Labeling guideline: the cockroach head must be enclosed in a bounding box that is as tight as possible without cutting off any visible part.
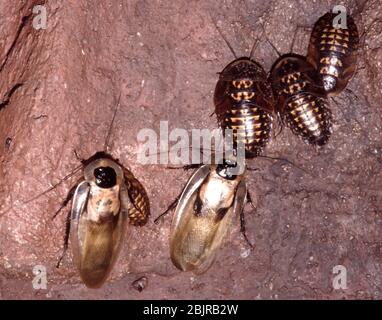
[220,57,263,81]
[83,151,115,165]
[216,157,245,180]
[83,153,124,189]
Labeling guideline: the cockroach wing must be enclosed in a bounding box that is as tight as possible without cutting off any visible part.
[121,167,150,226]
[70,181,90,270]
[171,164,211,232]
[170,165,247,274]
[194,179,247,274]
[70,181,128,288]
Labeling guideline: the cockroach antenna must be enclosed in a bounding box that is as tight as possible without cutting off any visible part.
[22,164,83,205]
[261,24,281,58]
[209,13,238,59]
[21,92,123,206]
[254,154,311,176]
[249,26,265,60]
[104,92,122,153]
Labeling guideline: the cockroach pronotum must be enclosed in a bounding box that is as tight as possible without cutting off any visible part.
[213,22,275,157]
[30,94,150,288]
[307,11,359,96]
[269,54,332,146]
[155,158,253,274]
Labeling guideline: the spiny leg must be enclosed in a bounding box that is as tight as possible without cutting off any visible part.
[155,164,203,223]
[166,164,202,171]
[240,208,254,248]
[53,182,79,268]
[246,191,256,212]
[240,192,256,248]
[52,183,78,220]
[154,195,181,224]
[56,208,71,268]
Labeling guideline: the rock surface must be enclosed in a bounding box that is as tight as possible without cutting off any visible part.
[0,0,381,299]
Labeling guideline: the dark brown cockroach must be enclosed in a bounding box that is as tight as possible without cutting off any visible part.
[28,94,150,288]
[307,12,359,96]
[214,58,275,157]
[269,54,332,146]
[155,158,252,274]
[210,19,275,158]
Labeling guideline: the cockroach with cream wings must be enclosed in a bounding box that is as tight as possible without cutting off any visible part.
[155,157,255,274]
[27,93,150,289]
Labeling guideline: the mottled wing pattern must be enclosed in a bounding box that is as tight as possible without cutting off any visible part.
[122,167,150,226]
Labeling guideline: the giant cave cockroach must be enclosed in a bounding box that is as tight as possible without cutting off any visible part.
[307,11,359,96]
[263,22,332,146]
[31,94,150,288]
[212,21,275,158]
[269,54,332,146]
[155,158,253,274]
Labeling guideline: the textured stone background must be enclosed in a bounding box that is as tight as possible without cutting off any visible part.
[0,0,381,299]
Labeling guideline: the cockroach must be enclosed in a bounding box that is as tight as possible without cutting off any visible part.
[155,158,253,274]
[307,11,359,96]
[213,23,275,157]
[65,151,149,288]
[30,94,150,288]
[269,53,332,146]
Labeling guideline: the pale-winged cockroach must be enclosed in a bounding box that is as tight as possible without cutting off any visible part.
[212,19,275,158]
[65,151,150,288]
[30,93,150,288]
[307,12,359,96]
[155,158,253,274]
[269,54,332,146]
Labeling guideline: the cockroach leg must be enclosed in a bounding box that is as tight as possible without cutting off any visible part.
[240,205,253,248]
[246,191,256,212]
[166,164,201,170]
[154,195,181,224]
[56,208,72,268]
[52,182,79,220]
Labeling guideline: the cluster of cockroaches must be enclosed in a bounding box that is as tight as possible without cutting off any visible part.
[271,12,359,146]
[160,11,359,276]
[30,11,358,289]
